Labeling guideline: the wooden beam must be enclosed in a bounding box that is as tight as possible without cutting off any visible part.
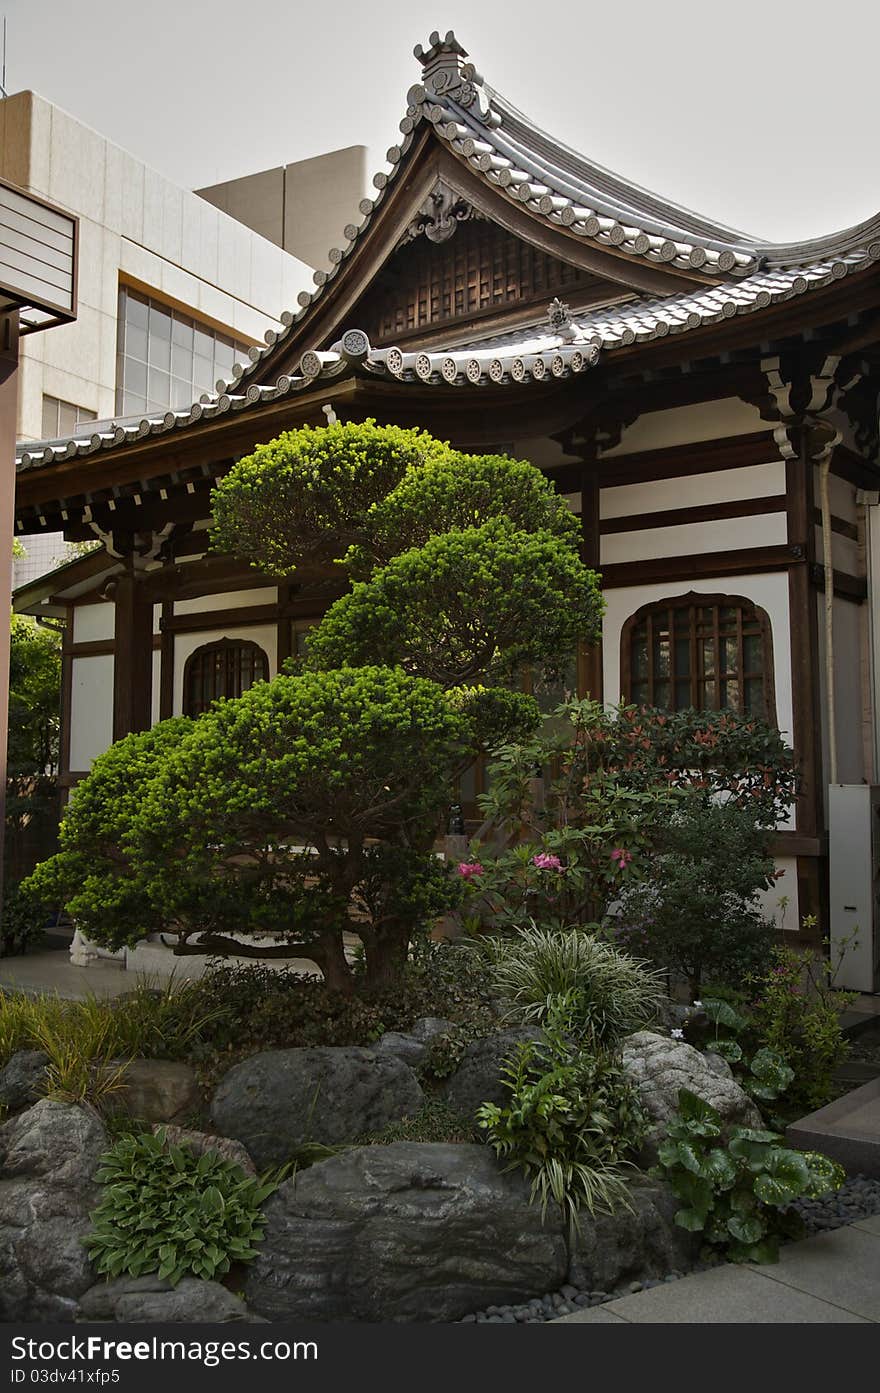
[600,494,787,535]
[786,448,823,844]
[599,544,797,589]
[159,600,174,720]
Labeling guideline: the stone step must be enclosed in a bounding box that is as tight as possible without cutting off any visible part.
[787,1078,880,1178]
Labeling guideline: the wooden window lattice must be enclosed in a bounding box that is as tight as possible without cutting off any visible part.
[623,595,775,722]
[182,639,269,718]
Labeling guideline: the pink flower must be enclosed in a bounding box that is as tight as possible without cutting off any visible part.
[457,862,484,880]
[611,847,633,870]
[532,853,564,872]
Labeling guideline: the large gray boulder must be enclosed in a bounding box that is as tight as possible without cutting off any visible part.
[110,1059,202,1123]
[0,1050,48,1114]
[438,1028,543,1122]
[78,1276,263,1323]
[210,1047,424,1168]
[567,1179,697,1288]
[622,1031,762,1161]
[0,1099,107,1321]
[244,1142,568,1322]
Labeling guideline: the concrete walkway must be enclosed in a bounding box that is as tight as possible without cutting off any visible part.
[554,1215,880,1323]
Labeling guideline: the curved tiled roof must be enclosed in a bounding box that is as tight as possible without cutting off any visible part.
[201,31,880,404]
[17,248,879,479]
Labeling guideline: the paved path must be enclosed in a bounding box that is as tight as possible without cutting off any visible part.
[553,1215,880,1323]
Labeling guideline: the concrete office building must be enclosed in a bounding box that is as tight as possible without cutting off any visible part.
[1,90,367,585]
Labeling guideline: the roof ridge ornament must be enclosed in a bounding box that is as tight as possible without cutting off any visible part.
[548,297,577,342]
[409,30,495,126]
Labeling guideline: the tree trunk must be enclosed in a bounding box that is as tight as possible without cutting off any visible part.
[363,926,410,993]
[319,929,355,995]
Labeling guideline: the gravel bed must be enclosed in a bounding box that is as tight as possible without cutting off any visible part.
[459,1174,880,1323]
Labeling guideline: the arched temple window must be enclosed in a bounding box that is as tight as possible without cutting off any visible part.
[621,593,776,723]
[182,638,269,718]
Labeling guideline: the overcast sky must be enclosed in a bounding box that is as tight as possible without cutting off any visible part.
[5,0,877,243]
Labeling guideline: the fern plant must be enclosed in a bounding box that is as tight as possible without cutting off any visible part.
[477,1002,644,1231]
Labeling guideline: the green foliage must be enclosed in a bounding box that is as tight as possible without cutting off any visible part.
[210,419,451,576]
[168,944,498,1080]
[304,520,603,688]
[749,942,854,1115]
[418,1029,469,1082]
[344,449,580,578]
[23,719,194,950]
[7,614,61,779]
[0,881,47,957]
[477,1003,645,1231]
[356,1099,474,1145]
[653,1088,845,1263]
[85,1130,278,1284]
[476,923,666,1046]
[613,798,778,995]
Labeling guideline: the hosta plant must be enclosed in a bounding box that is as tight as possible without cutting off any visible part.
[653,1088,844,1263]
[85,1131,279,1285]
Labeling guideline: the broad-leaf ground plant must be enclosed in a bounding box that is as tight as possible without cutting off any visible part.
[653,1088,844,1263]
[26,423,603,994]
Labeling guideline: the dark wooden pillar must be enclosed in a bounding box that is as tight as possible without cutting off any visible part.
[112,570,153,741]
[580,463,603,701]
[785,435,825,931]
[0,311,20,909]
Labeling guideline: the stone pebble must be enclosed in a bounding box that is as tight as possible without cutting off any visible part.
[458,1174,880,1324]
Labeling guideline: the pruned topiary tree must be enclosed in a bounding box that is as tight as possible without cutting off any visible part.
[26,421,604,993]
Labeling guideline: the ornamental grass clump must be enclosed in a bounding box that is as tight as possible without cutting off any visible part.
[85,1131,279,1285]
[478,922,666,1046]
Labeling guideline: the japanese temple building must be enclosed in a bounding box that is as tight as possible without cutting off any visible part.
[13,31,880,948]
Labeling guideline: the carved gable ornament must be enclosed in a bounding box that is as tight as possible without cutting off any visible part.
[399,180,484,247]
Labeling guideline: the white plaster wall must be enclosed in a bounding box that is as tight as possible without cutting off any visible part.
[151,650,161,728]
[754,856,800,933]
[173,588,276,616]
[69,654,114,771]
[816,594,867,800]
[600,462,785,519]
[72,602,114,644]
[601,399,767,457]
[600,512,786,566]
[172,624,277,717]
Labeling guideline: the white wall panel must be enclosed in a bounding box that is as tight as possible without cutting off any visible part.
[72,602,114,644]
[600,512,786,565]
[173,588,276,616]
[69,655,114,771]
[601,399,766,456]
[600,462,785,520]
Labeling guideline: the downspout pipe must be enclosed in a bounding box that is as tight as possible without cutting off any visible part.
[819,446,838,784]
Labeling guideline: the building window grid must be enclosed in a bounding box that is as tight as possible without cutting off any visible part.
[183,639,269,719]
[41,395,96,440]
[116,286,251,418]
[626,598,772,720]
